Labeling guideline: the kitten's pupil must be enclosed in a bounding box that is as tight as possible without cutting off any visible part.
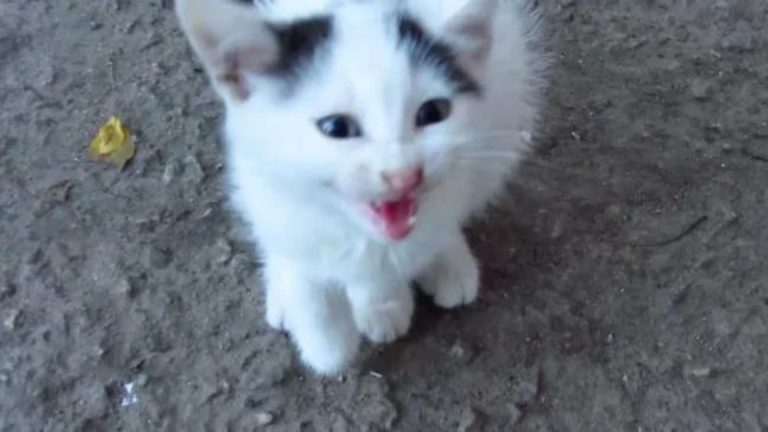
[416,98,452,128]
[317,115,362,139]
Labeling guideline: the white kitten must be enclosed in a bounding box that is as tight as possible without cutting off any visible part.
[176,0,545,374]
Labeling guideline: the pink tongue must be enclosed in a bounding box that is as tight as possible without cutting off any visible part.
[373,197,416,240]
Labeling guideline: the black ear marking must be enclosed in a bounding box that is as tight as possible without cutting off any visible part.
[396,14,482,96]
[266,16,334,86]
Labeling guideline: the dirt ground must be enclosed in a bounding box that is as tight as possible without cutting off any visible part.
[1,0,767,431]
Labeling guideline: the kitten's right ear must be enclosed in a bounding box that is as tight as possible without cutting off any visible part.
[176,0,278,102]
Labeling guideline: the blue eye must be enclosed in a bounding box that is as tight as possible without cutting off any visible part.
[317,115,363,139]
[416,98,452,127]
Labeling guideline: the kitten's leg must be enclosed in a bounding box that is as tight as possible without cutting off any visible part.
[419,232,480,309]
[263,256,360,374]
[346,277,414,344]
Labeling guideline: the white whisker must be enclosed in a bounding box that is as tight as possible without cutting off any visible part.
[440,130,531,148]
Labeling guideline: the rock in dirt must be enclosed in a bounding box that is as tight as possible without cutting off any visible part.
[253,411,274,427]
[183,155,205,184]
[147,246,172,269]
[162,159,183,184]
[212,238,233,265]
[720,21,754,52]
[115,278,136,298]
[0,283,15,301]
[3,309,20,330]
[349,377,398,430]
[686,366,712,378]
[449,341,476,364]
[509,367,540,405]
[330,413,351,432]
[162,156,205,185]
[360,393,397,430]
[689,78,712,101]
[230,254,257,280]
[508,404,523,426]
[458,406,485,432]
[136,373,149,387]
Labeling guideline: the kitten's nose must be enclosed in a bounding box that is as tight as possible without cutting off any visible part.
[382,167,424,195]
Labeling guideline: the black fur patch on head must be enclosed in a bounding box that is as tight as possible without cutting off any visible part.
[396,14,481,96]
[266,16,334,86]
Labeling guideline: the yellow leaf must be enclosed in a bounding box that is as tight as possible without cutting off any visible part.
[89,116,135,169]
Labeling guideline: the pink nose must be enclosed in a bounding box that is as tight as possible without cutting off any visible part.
[382,167,424,194]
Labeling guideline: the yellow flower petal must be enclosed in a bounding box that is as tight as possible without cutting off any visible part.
[89,116,135,169]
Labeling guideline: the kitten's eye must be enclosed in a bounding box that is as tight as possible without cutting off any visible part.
[316,115,362,139]
[416,98,452,128]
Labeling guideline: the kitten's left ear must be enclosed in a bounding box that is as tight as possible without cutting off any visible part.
[440,0,498,60]
[176,0,278,102]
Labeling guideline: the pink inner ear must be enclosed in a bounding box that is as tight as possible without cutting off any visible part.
[215,34,279,101]
[219,52,250,101]
[220,72,249,101]
[443,0,496,59]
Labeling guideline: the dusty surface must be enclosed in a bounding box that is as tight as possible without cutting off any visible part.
[1,0,768,431]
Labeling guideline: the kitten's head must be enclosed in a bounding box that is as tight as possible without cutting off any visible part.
[177,0,499,241]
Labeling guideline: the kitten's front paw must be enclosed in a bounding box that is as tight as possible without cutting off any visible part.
[294,321,360,375]
[421,239,480,309]
[286,293,360,375]
[353,297,414,344]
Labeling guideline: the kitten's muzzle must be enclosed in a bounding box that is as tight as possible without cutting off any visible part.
[381,166,424,197]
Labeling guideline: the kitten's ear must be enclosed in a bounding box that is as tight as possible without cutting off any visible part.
[176,0,278,102]
[440,0,498,60]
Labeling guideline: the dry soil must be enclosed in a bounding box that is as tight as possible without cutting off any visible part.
[1,0,767,431]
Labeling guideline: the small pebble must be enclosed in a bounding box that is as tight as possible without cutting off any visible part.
[689,78,712,100]
[457,406,484,432]
[3,309,20,330]
[509,367,540,404]
[254,411,274,427]
[115,278,136,298]
[136,373,149,387]
[508,404,523,426]
[449,341,475,364]
[94,345,106,358]
[0,284,16,301]
[720,22,754,52]
[162,159,183,184]
[212,239,233,265]
[331,414,350,432]
[184,155,205,184]
[147,246,172,269]
[688,366,712,378]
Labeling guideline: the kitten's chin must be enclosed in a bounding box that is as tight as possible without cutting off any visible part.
[359,195,418,242]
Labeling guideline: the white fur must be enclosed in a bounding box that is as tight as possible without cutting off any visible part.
[177,0,545,374]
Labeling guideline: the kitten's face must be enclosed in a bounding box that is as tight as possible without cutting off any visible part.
[179,0,494,241]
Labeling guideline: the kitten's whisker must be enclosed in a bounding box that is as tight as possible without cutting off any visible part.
[446,136,517,146]
[442,131,529,148]
[454,152,524,161]
[453,160,516,173]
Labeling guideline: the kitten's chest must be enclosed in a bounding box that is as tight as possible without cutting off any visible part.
[283,222,433,281]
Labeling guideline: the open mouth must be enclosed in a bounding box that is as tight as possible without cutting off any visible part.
[364,195,418,241]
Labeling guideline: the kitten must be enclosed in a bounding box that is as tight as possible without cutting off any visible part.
[176,0,545,374]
